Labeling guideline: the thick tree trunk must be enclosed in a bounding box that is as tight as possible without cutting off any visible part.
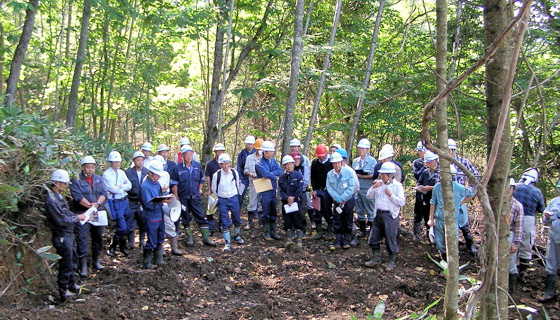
[303,0,342,155]
[4,0,39,108]
[281,0,306,156]
[346,0,386,158]
[66,0,92,128]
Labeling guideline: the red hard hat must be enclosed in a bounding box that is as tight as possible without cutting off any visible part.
[290,151,301,160]
[315,144,328,157]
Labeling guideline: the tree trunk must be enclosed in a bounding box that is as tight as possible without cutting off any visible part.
[66,0,92,128]
[4,0,39,108]
[281,0,306,156]
[303,0,342,156]
[217,0,235,144]
[346,0,386,159]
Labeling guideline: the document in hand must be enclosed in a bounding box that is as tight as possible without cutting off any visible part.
[90,210,108,227]
[284,202,299,214]
[149,195,174,202]
[80,207,97,225]
[312,196,321,211]
[253,178,273,193]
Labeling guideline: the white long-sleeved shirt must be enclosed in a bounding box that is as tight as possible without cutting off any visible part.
[366,179,405,219]
[212,169,240,198]
[102,168,132,200]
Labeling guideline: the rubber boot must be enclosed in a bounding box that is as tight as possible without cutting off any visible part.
[59,285,76,302]
[270,222,281,240]
[170,236,182,256]
[296,229,304,250]
[365,249,382,268]
[245,212,254,230]
[518,258,531,283]
[329,234,343,251]
[359,220,367,238]
[79,257,88,277]
[462,227,478,254]
[154,245,165,265]
[234,227,244,244]
[206,216,215,235]
[386,253,396,271]
[92,253,104,270]
[143,249,153,269]
[325,223,335,240]
[139,231,146,247]
[342,234,351,249]
[539,274,558,303]
[313,222,323,240]
[508,273,517,295]
[264,224,273,241]
[184,228,194,246]
[201,227,216,246]
[127,231,135,249]
[223,231,232,251]
[107,235,118,257]
[413,222,422,242]
[119,238,130,257]
[285,229,294,247]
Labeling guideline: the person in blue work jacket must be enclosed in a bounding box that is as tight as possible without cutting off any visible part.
[124,151,148,248]
[539,182,560,303]
[102,151,132,259]
[141,161,172,269]
[256,140,283,240]
[327,152,356,251]
[46,169,89,301]
[237,135,256,207]
[413,150,439,243]
[171,145,215,247]
[278,155,305,249]
[352,138,377,242]
[70,156,107,277]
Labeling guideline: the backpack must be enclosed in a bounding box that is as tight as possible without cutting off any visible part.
[216,169,239,194]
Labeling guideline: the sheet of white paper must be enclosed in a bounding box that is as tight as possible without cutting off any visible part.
[238,182,246,196]
[80,207,97,225]
[284,202,299,214]
[89,210,108,227]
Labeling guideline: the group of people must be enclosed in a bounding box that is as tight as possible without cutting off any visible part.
[44,135,559,303]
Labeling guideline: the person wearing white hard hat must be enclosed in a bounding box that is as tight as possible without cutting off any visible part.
[171,144,215,247]
[125,151,149,248]
[412,141,426,181]
[237,136,256,207]
[412,150,439,243]
[290,138,314,229]
[310,144,334,241]
[326,152,356,251]
[538,181,560,302]
[243,139,264,230]
[256,141,283,240]
[330,143,342,155]
[102,151,132,259]
[211,153,244,251]
[372,146,404,183]
[427,165,474,261]
[352,138,378,242]
[69,156,108,276]
[174,137,199,164]
[141,142,154,164]
[140,161,173,269]
[278,155,306,249]
[507,178,524,295]
[204,143,226,235]
[156,144,176,173]
[365,162,405,271]
[512,168,546,283]
[46,169,89,301]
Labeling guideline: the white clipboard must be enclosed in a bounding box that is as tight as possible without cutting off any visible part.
[284,202,299,214]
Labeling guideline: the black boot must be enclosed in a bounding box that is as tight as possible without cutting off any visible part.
[92,253,104,270]
[119,238,130,257]
[143,249,153,269]
[154,245,164,265]
[358,220,367,238]
[508,273,517,295]
[413,222,422,242]
[518,258,531,283]
[107,235,118,257]
[78,257,88,277]
[539,274,557,303]
[127,231,135,249]
[462,227,478,254]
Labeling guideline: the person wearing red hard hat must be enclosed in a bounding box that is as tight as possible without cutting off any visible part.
[310,144,334,241]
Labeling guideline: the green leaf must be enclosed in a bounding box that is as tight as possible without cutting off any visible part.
[38,252,62,261]
[23,164,30,174]
[36,246,53,254]
[0,239,11,245]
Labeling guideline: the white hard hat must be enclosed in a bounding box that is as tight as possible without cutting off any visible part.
[141,142,153,151]
[218,153,232,164]
[181,145,193,154]
[289,138,301,147]
[179,137,191,146]
[282,155,295,165]
[157,144,170,152]
[245,135,256,144]
[382,144,394,153]
[213,143,226,151]
[378,149,394,161]
[379,162,397,174]
[51,169,70,183]
[81,156,96,165]
[330,152,343,163]
[357,138,370,149]
[450,165,458,174]
[510,178,517,186]
[132,151,145,159]
[153,155,166,164]
[331,143,342,150]
[147,161,165,176]
[261,141,275,152]
[521,169,539,185]
[416,141,425,151]
[424,151,439,162]
[107,151,122,162]
[448,139,457,150]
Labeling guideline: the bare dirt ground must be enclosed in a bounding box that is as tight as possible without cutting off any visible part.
[0,206,556,320]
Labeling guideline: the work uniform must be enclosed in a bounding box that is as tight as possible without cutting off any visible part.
[326,166,356,244]
[102,167,132,240]
[256,156,283,224]
[352,154,377,224]
[414,168,438,231]
[205,158,221,232]
[244,152,263,218]
[237,148,255,205]
[279,169,305,231]
[170,161,207,229]
[140,178,165,251]
[125,166,148,246]
[310,156,333,228]
[212,169,242,231]
[543,198,560,275]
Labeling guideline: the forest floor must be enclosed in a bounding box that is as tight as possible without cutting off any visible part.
[0,206,557,320]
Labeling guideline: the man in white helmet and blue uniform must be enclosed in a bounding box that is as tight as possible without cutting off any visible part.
[352,138,377,242]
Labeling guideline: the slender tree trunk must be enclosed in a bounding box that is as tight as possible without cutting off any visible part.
[4,0,39,108]
[217,0,235,143]
[281,0,306,156]
[346,0,386,158]
[303,0,342,155]
[66,0,91,127]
